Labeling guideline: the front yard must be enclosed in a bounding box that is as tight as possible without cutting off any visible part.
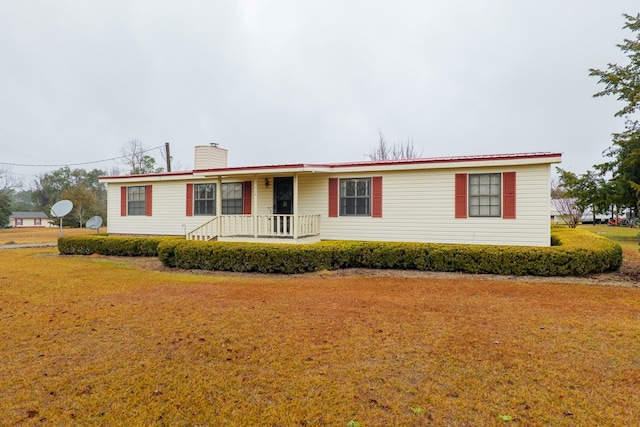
[1,227,639,425]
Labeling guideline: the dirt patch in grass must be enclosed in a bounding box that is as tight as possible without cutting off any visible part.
[2,246,640,425]
[586,224,640,283]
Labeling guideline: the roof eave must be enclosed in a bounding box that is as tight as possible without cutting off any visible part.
[98,152,562,182]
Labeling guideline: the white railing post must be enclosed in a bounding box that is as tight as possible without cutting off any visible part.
[293,174,299,239]
[188,213,320,240]
[253,177,258,238]
[186,216,219,241]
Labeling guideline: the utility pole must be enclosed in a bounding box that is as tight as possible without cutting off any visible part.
[165,142,172,172]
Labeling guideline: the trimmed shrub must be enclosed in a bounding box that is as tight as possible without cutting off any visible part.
[158,240,331,274]
[58,235,171,257]
[157,228,621,276]
[61,228,623,276]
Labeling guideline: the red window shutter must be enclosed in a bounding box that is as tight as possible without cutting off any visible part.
[328,178,338,217]
[186,183,194,216]
[145,185,153,216]
[243,181,252,214]
[503,172,516,219]
[120,186,127,216]
[372,176,383,218]
[455,173,467,219]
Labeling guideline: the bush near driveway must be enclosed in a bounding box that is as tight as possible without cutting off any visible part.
[58,227,622,276]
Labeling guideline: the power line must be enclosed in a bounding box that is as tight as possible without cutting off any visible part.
[0,145,164,168]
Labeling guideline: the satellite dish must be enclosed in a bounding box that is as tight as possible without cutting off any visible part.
[86,216,103,230]
[50,199,73,238]
[50,200,73,218]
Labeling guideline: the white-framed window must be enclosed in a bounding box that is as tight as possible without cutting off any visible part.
[340,178,371,216]
[194,183,216,215]
[34,219,41,225]
[469,173,501,217]
[222,182,243,215]
[127,186,147,216]
[16,219,23,226]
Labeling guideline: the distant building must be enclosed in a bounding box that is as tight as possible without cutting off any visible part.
[9,212,51,228]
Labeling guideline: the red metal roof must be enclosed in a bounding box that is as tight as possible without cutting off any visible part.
[194,151,562,173]
[100,152,562,180]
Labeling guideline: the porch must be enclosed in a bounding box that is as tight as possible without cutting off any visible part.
[187,214,321,243]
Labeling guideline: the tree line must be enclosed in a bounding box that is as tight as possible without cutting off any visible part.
[555,13,640,227]
[0,140,165,228]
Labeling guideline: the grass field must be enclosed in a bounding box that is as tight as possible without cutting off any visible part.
[0,227,96,245]
[579,224,640,279]
[1,227,639,425]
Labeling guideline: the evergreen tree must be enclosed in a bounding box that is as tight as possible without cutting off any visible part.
[590,13,640,215]
[0,191,12,227]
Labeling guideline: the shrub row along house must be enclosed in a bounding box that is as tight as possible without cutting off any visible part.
[99,145,562,246]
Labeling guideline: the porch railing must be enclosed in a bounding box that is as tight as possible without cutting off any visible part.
[187,217,218,241]
[186,214,321,241]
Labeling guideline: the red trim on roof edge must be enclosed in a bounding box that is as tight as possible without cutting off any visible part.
[101,152,562,180]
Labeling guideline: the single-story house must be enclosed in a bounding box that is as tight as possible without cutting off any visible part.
[99,146,562,246]
[9,212,51,228]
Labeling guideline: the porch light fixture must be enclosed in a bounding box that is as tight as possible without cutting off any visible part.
[264,178,270,188]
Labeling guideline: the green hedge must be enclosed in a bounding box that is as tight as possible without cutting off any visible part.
[155,228,622,276]
[58,229,621,276]
[58,235,171,257]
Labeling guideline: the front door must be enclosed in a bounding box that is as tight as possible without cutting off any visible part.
[273,177,293,215]
[273,177,293,234]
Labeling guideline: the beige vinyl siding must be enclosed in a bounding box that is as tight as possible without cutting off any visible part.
[297,174,325,216]
[255,179,273,215]
[12,217,47,227]
[107,177,276,236]
[314,164,552,246]
[107,180,215,236]
[105,163,553,246]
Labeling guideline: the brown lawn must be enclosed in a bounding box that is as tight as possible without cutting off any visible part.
[1,228,639,425]
[0,227,96,245]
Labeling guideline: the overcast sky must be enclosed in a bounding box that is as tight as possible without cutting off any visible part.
[1,1,638,185]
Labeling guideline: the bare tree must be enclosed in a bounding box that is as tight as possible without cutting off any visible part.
[0,167,22,193]
[108,165,122,177]
[120,139,163,175]
[367,132,422,161]
[61,185,97,228]
[551,180,583,228]
[551,197,583,228]
[0,168,22,227]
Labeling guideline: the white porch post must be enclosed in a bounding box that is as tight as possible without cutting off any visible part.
[216,176,222,237]
[253,176,258,238]
[293,173,299,239]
